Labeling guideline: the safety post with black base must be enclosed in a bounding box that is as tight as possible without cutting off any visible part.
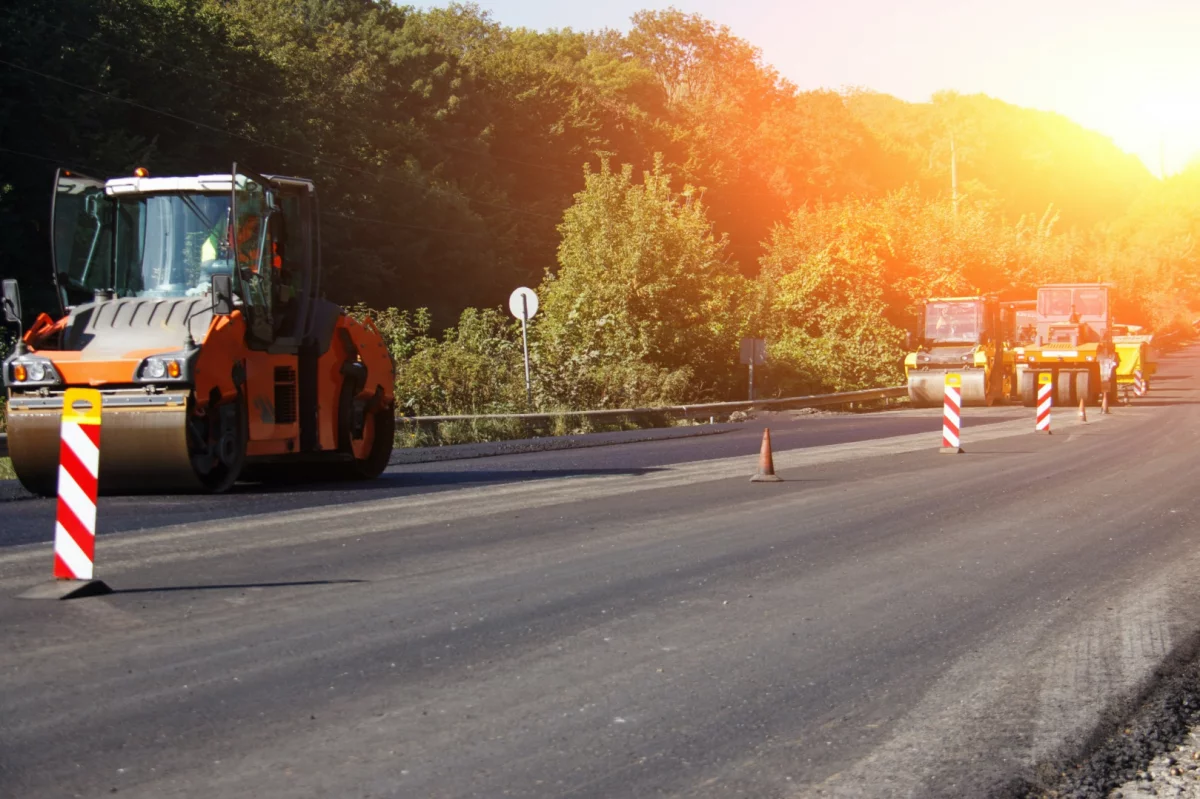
[940,373,963,454]
[18,388,113,600]
[1036,372,1053,434]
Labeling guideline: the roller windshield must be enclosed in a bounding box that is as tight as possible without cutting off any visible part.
[924,301,982,344]
[1038,287,1107,320]
[54,178,234,302]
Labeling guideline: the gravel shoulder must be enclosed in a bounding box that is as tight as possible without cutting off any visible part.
[1005,636,1200,798]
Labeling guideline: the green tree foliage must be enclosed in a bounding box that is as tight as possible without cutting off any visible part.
[846,90,1153,229]
[2,1,1197,416]
[535,157,739,406]
[1095,163,1200,330]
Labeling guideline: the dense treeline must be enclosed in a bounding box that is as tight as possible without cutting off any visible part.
[2,0,1198,415]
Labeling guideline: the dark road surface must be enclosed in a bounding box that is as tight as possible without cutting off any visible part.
[2,352,1200,798]
[0,407,1018,546]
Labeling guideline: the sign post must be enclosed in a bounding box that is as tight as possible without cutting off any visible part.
[739,338,767,401]
[508,287,539,407]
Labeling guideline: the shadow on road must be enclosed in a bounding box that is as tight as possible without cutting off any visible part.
[110,579,367,595]
[1121,399,1200,407]
[238,467,668,494]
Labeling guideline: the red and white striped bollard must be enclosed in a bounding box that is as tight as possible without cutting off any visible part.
[18,387,112,600]
[1036,373,1053,434]
[940,373,963,454]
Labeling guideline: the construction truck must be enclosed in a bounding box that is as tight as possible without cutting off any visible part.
[1,165,396,496]
[1014,283,1118,407]
[1112,323,1157,401]
[905,295,1013,406]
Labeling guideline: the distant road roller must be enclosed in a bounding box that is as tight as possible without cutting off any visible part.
[1111,323,1156,401]
[1014,283,1118,407]
[1,165,395,496]
[904,295,1014,407]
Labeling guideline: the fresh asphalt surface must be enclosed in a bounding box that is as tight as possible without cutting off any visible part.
[0,409,1017,547]
[2,353,1200,798]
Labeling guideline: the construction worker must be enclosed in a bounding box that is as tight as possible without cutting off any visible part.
[934,306,952,337]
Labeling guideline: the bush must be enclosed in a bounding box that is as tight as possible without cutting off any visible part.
[352,305,528,417]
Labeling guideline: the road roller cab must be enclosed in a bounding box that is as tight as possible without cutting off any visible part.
[1014,283,1117,407]
[905,295,1014,407]
[2,165,395,496]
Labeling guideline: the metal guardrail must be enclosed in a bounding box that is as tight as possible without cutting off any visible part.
[0,387,908,460]
[395,386,909,428]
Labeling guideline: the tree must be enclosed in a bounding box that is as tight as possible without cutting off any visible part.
[534,156,742,407]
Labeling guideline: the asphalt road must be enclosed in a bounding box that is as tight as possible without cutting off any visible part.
[1,353,1199,798]
[0,407,1019,547]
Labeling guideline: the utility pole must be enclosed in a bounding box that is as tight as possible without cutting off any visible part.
[950,130,958,217]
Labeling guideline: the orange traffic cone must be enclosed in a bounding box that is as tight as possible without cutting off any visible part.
[751,428,783,483]
[1078,397,1087,422]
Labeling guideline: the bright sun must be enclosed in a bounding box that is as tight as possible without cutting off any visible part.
[1007,11,1200,178]
[1075,82,1200,178]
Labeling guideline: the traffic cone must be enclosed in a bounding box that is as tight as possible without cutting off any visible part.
[750,428,783,483]
[1078,397,1087,422]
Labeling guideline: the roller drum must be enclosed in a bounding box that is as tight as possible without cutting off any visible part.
[956,371,992,406]
[907,372,946,408]
[7,404,202,496]
[907,370,992,408]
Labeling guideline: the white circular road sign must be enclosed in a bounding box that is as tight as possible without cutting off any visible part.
[509,287,539,320]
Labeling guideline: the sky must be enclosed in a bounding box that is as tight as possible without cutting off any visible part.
[468,0,1200,177]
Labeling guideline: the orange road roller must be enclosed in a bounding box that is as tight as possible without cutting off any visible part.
[2,164,395,495]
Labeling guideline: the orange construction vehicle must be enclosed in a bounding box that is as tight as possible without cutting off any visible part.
[1,165,395,495]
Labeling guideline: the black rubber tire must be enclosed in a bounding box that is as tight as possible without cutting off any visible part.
[193,395,247,493]
[1055,371,1073,407]
[337,381,394,480]
[1019,370,1038,407]
[1076,370,1091,406]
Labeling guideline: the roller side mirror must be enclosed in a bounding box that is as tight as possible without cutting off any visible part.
[212,274,234,316]
[2,279,21,324]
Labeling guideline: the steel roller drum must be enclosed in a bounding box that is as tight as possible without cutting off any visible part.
[906,370,991,407]
[7,401,202,496]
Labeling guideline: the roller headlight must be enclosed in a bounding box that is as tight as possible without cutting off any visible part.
[136,355,188,383]
[6,357,60,386]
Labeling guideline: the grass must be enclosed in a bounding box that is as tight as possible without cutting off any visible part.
[0,457,14,481]
[395,411,695,448]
